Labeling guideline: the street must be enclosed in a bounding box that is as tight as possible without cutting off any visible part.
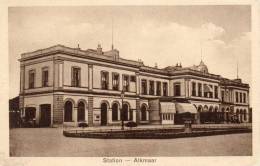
[10,128,252,157]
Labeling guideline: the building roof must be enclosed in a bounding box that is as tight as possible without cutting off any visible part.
[20,44,249,88]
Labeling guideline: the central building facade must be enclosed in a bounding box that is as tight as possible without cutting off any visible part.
[19,44,250,127]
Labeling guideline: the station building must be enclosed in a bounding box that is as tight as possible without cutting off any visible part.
[18,44,250,127]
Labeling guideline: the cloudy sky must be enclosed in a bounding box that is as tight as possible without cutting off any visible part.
[9,6,251,98]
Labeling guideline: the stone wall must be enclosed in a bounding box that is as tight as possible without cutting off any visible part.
[53,94,64,124]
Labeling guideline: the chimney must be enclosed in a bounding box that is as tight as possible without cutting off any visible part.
[155,63,158,68]
[97,43,102,55]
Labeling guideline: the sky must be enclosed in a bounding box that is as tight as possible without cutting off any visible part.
[8,6,251,98]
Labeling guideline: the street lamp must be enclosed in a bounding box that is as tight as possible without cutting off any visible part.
[121,90,125,130]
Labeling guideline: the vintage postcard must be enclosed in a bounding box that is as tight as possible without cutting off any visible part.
[1,1,260,166]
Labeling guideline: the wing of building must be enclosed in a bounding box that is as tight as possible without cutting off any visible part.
[18,44,251,127]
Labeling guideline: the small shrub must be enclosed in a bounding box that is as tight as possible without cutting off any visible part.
[125,121,137,129]
[78,122,88,128]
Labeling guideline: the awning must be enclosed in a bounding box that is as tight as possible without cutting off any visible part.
[175,103,197,114]
[203,84,212,93]
[160,102,176,113]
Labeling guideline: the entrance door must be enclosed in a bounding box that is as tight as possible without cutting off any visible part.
[101,103,107,126]
[39,104,51,127]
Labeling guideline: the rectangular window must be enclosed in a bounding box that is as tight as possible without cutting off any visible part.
[192,82,196,96]
[149,80,155,95]
[42,68,48,87]
[203,84,208,98]
[130,75,136,82]
[123,75,129,92]
[156,81,161,96]
[221,91,224,101]
[214,86,218,99]
[29,70,35,89]
[239,92,242,103]
[235,92,238,102]
[198,83,202,97]
[141,79,147,95]
[243,93,246,103]
[101,71,109,90]
[209,85,213,98]
[163,82,168,96]
[174,83,181,96]
[112,73,119,90]
[72,67,81,87]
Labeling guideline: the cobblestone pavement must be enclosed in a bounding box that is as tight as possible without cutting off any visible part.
[10,127,252,157]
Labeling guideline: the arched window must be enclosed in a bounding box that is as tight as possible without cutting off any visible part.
[244,109,247,121]
[226,108,230,112]
[141,104,147,121]
[129,109,133,121]
[112,103,119,121]
[203,105,208,112]
[237,109,240,118]
[122,103,129,121]
[77,101,85,122]
[64,101,73,122]
[221,108,225,112]
[198,106,203,112]
[240,109,243,122]
[101,102,108,126]
[25,107,36,121]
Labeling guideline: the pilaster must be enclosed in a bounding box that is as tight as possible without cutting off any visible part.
[53,94,64,124]
[88,96,94,126]
[136,99,141,124]
[88,65,93,91]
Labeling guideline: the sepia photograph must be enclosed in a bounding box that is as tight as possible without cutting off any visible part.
[1,1,260,166]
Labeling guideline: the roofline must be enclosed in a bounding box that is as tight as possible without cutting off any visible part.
[19,44,250,87]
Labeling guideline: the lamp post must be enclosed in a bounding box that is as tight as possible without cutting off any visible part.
[121,90,125,130]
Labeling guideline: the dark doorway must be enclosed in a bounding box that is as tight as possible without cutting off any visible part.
[25,107,36,121]
[112,103,119,121]
[23,107,36,127]
[101,103,108,126]
[77,102,85,122]
[64,101,73,122]
[39,104,51,127]
[122,103,129,121]
[174,112,195,124]
[141,105,147,121]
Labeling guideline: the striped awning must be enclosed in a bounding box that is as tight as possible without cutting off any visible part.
[160,102,176,113]
[175,103,197,114]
